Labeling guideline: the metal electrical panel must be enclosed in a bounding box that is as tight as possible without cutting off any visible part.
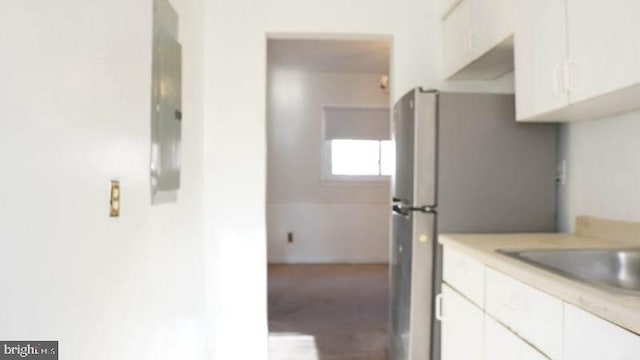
[151,0,182,204]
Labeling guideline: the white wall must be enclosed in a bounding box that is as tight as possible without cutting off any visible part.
[557,110,640,232]
[0,0,516,359]
[203,0,512,359]
[0,1,207,359]
[267,71,390,263]
[268,203,390,262]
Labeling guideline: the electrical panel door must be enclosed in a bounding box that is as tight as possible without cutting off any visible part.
[151,0,181,204]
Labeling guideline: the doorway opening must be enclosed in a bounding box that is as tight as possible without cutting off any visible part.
[266,36,392,360]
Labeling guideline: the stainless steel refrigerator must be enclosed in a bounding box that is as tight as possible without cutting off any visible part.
[390,89,557,360]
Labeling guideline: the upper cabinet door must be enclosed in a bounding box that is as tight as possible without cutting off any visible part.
[440,0,463,18]
[443,0,514,79]
[567,0,640,103]
[443,0,474,76]
[514,0,569,121]
[473,0,514,56]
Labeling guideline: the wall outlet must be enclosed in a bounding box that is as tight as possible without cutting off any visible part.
[287,232,294,243]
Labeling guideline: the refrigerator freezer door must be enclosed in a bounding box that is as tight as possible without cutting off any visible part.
[392,90,415,206]
[392,89,437,207]
[413,91,438,208]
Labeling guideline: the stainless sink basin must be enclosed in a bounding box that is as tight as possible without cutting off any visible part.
[498,248,640,296]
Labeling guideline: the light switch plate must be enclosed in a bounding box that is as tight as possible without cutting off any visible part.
[110,181,121,217]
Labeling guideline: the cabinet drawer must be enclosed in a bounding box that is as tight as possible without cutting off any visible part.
[564,303,640,360]
[443,246,485,308]
[484,315,547,360]
[485,267,562,359]
[441,284,484,360]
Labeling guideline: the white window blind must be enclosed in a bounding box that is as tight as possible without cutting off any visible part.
[324,107,390,141]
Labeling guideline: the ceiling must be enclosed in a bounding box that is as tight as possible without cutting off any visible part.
[267,39,390,74]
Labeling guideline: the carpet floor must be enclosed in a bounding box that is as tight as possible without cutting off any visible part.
[268,264,389,360]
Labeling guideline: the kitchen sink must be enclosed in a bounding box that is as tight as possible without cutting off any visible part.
[498,248,640,296]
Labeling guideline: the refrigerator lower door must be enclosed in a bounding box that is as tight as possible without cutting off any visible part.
[390,210,436,360]
[391,210,413,360]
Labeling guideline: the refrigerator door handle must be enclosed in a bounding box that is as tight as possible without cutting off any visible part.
[392,203,436,215]
[413,205,436,213]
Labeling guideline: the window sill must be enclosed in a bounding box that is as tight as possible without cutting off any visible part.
[320,175,391,184]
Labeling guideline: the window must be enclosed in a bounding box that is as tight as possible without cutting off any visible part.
[331,139,393,176]
[322,106,392,180]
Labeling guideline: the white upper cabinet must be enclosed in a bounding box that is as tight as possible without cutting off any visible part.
[443,0,474,77]
[440,0,463,18]
[567,0,640,103]
[472,0,513,56]
[516,0,640,121]
[514,0,569,121]
[443,0,514,80]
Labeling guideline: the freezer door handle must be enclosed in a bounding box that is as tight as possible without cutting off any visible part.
[392,197,411,216]
[392,204,410,216]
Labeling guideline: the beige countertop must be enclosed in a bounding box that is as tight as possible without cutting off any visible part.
[439,231,640,335]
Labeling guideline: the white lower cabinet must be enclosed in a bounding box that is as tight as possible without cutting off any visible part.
[442,246,485,308]
[484,315,547,360]
[440,245,640,360]
[485,268,563,359]
[441,284,483,360]
[564,304,640,360]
